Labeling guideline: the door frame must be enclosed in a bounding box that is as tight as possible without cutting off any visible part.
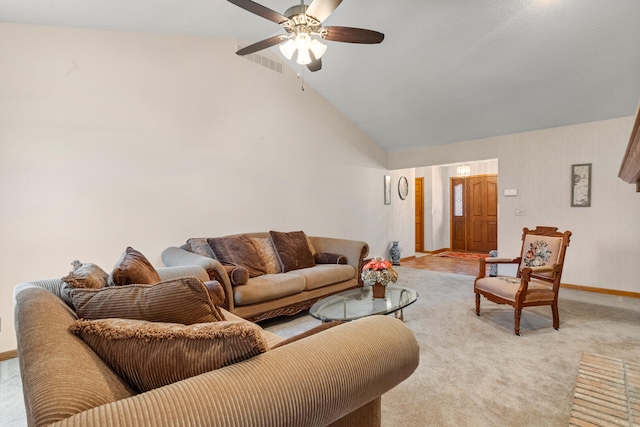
[415,177,424,253]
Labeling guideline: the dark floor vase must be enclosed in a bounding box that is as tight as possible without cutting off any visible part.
[390,241,401,266]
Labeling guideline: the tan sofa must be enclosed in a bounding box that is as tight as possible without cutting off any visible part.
[162,233,369,322]
[14,265,420,427]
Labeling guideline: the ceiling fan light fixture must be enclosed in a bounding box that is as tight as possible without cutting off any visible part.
[279,39,296,60]
[309,38,327,59]
[296,48,312,65]
[294,33,311,51]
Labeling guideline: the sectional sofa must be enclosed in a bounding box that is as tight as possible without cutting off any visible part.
[14,264,420,427]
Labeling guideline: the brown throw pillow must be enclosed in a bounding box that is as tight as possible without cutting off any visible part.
[251,237,282,274]
[223,265,249,286]
[70,276,225,323]
[270,321,345,349]
[187,237,216,259]
[60,260,109,307]
[270,231,316,272]
[62,260,109,289]
[70,318,268,392]
[315,252,348,265]
[203,280,225,306]
[108,247,161,287]
[207,235,266,278]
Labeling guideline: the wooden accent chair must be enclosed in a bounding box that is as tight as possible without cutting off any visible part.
[474,226,572,335]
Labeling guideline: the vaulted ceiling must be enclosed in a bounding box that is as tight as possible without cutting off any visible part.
[3,0,640,152]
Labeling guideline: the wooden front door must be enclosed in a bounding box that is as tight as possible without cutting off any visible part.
[450,174,498,252]
[415,177,424,252]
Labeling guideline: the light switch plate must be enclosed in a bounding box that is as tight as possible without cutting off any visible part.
[504,189,518,196]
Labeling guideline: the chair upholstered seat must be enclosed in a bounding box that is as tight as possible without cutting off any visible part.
[475,276,555,303]
[474,226,571,335]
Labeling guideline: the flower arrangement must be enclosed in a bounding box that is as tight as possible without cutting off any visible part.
[361,256,398,286]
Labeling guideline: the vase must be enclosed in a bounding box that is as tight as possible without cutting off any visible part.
[372,282,386,299]
[390,241,401,266]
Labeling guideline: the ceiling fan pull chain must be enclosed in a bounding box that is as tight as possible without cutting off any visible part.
[298,69,306,91]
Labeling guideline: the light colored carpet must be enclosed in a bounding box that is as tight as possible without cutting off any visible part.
[1,267,639,426]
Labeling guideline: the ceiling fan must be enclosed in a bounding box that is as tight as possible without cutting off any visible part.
[228,0,384,72]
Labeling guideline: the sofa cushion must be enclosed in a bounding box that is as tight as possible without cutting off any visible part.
[270,231,315,272]
[251,237,282,274]
[187,237,216,259]
[207,235,266,278]
[70,276,225,323]
[475,276,555,303]
[234,273,306,306]
[70,318,268,392]
[108,247,161,287]
[295,264,356,291]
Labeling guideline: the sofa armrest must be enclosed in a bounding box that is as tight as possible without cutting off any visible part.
[52,315,418,427]
[161,247,235,311]
[156,265,210,283]
[309,237,369,285]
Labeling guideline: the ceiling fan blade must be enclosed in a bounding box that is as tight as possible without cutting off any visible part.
[306,0,343,23]
[324,26,385,44]
[227,0,289,24]
[307,55,322,72]
[236,35,286,55]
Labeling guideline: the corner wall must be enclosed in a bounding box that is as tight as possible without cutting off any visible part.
[389,117,640,293]
[0,23,390,352]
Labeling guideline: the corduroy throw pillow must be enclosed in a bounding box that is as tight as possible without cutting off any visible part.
[70,276,226,323]
[70,318,268,392]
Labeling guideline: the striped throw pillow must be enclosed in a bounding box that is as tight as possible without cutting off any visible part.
[70,276,225,324]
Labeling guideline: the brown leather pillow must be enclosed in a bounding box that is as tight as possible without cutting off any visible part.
[270,231,315,272]
[207,235,266,278]
[108,247,161,287]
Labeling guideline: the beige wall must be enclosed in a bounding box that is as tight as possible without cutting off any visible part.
[389,117,640,293]
[0,23,391,352]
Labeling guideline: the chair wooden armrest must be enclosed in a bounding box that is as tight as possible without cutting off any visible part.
[476,257,521,280]
[484,257,520,264]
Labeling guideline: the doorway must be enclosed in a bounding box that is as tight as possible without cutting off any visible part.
[450,174,498,252]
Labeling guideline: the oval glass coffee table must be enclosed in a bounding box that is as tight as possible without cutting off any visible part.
[309,285,418,322]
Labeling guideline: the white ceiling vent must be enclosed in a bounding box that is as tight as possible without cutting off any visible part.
[237,43,283,75]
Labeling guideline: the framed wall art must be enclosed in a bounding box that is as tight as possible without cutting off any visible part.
[384,175,391,205]
[571,163,591,207]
